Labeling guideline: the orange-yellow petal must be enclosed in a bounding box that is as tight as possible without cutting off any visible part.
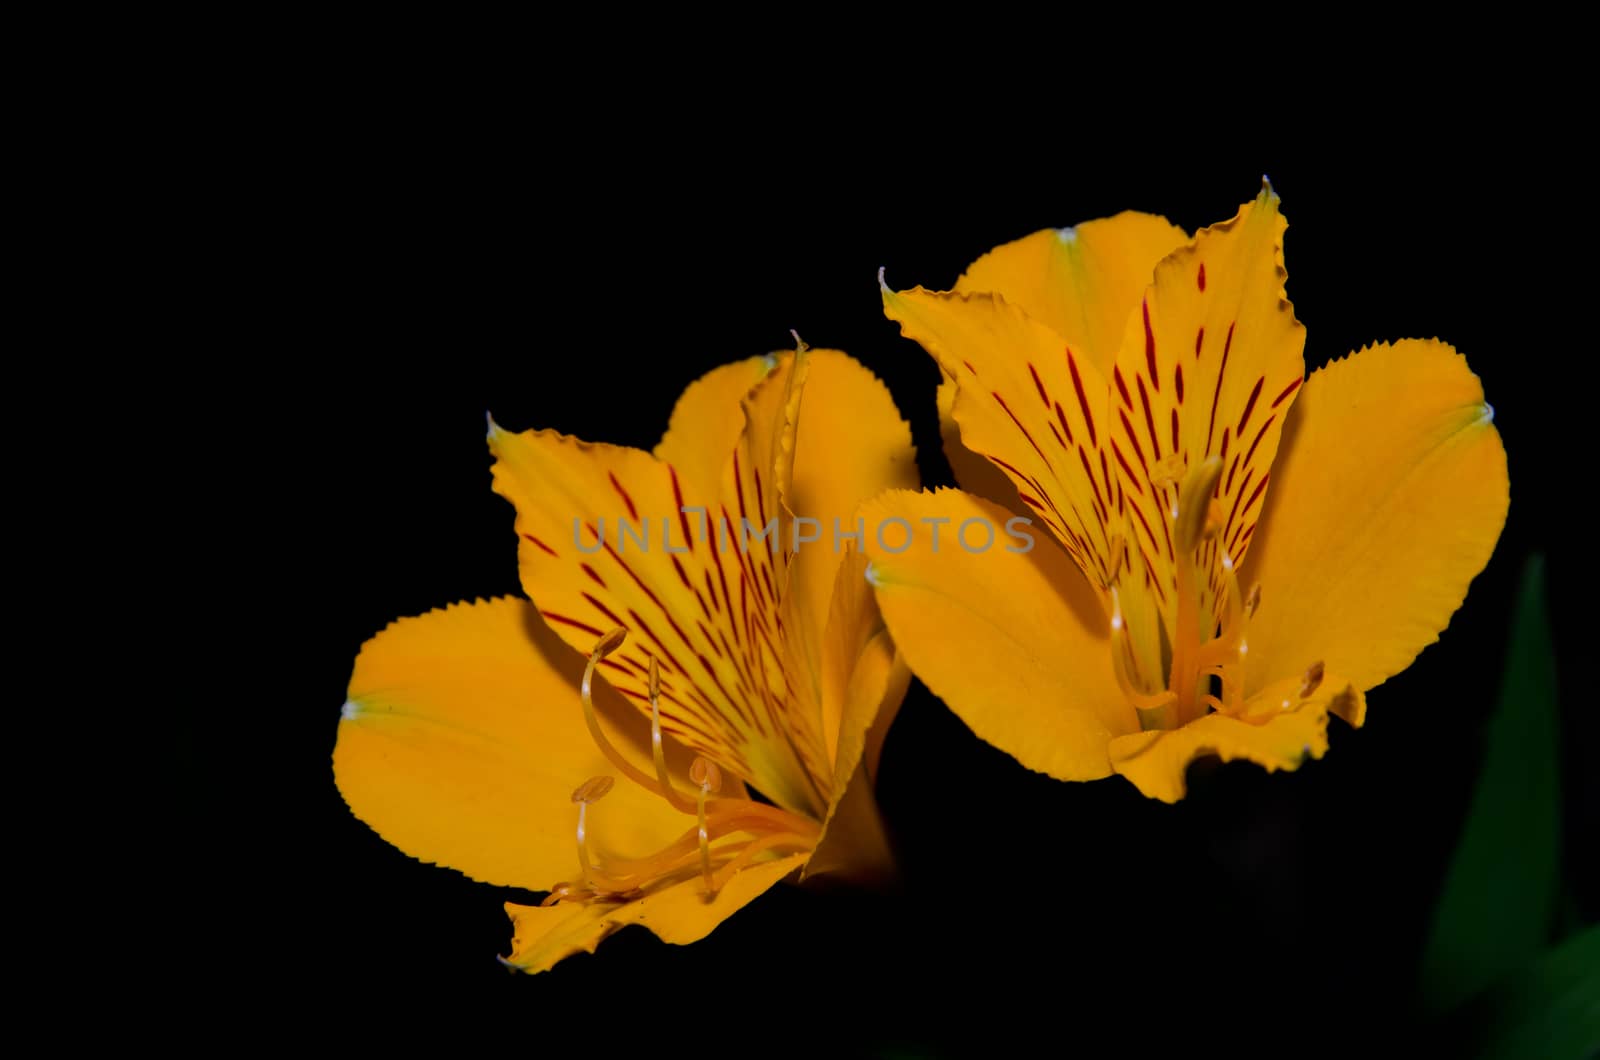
[955,212,1188,375]
[333,598,690,890]
[1106,186,1306,685]
[860,489,1136,780]
[1240,339,1509,696]
[655,355,774,496]
[804,549,911,887]
[936,372,1028,512]
[881,280,1119,589]
[488,408,830,818]
[1108,671,1366,802]
[778,351,919,748]
[502,852,806,974]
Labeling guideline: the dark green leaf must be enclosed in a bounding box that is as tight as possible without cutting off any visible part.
[1420,554,1561,1013]
[1453,924,1600,1060]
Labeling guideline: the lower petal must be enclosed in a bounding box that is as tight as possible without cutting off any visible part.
[501,852,806,974]
[1108,673,1366,802]
[334,598,690,891]
[860,489,1136,781]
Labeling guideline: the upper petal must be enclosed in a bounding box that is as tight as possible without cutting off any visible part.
[1240,338,1509,695]
[333,598,690,890]
[502,852,806,974]
[955,211,1188,376]
[655,355,775,497]
[881,280,1121,590]
[1106,187,1306,687]
[860,488,1136,781]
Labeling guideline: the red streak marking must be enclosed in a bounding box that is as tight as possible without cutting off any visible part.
[670,467,695,554]
[1243,414,1277,469]
[1195,326,1204,359]
[1225,453,1241,495]
[753,467,769,536]
[1048,419,1067,450]
[1137,374,1161,459]
[1170,408,1180,453]
[1028,362,1051,407]
[1017,491,1044,510]
[1225,469,1253,537]
[993,392,1054,472]
[1157,502,1174,559]
[1078,446,1105,508]
[1112,444,1144,494]
[1204,321,1235,454]
[608,472,639,522]
[1270,377,1303,408]
[1220,426,1231,462]
[1142,299,1159,390]
[541,610,603,638]
[703,569,721,614]
[732,451,749,527]
[580,563,606,588]
[1067,349,1098,447]
[1198,262,1206,291]
[582,592,627,630]
[1099,450,1113,504]
[603,541,667,614]
[523,533,558,558]
[1242,472,1270,516]
[626,607,689,678]
[963,359,977,375]
[1053,401,1075,445]
[671,554,695,592]
[1114,366,1132,407]
[1118,409,1148,473]
[1236,377,1265,436]
[1129,500,1159,555]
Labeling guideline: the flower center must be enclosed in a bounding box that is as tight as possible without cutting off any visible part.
[1107,456,1262,732]
[540,629,820,908]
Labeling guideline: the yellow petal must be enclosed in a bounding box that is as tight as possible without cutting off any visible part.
[489,409,833,817]
[804,549,911,887]
[502,852,806,974]
[936,372,1028,512]
[655,355,774,496]
[780,351,919,745]
[881,281,1121,590]
[860,489,1136,780]
[1104,187,1306,688]
[955,212,1188,375]
[333,598,690,890]
[1240,339,1509,696]
[1108,671,1366,802]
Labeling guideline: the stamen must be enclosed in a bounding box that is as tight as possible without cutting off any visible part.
[572,775,617,890]
[691,757,723,893]
[1175,456,1224,553]
[1110,587,1177,729]
[648,656,696,814]
[1299,661,1324,699]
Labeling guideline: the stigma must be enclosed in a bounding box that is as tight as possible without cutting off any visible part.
[540,630,819,910]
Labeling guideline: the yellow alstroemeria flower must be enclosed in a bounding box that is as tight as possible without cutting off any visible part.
[864,186,1508,801]
[334,344,918,971]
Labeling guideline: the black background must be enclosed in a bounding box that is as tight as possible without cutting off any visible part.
[198,93,1585,1053]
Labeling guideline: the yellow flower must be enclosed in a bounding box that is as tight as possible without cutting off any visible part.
[333,344,918,971]
[864,185,1509,801]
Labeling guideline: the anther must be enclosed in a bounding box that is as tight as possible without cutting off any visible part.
[595,627,627,657]
[1244,583,1262,618]
[1175,457,1225,553]
[1299,661,1324,699]
[572,775,614,804]
[689,757,723,794]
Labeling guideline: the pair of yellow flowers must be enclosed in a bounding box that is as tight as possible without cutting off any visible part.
[334,187,1509,973]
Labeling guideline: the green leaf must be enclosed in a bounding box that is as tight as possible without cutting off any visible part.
[1453,925,1600,1060]
[1420,554,1561,1014]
